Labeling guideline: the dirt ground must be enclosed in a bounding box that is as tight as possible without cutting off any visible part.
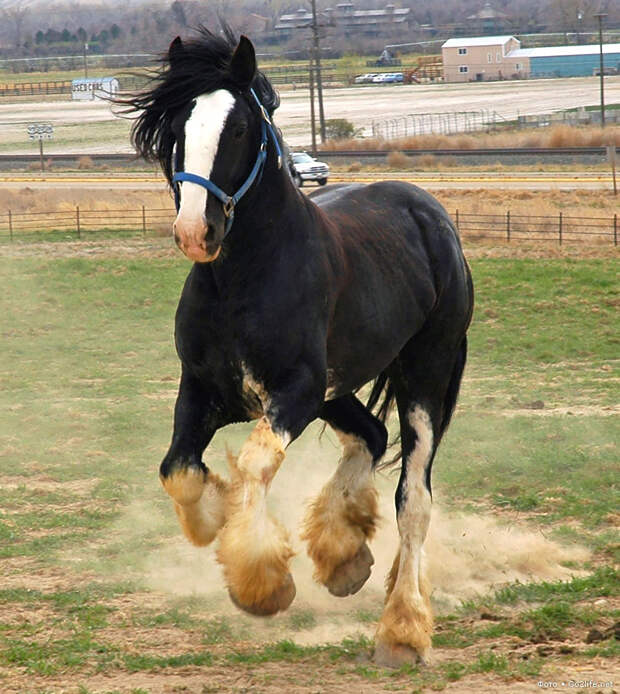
[1,75,619,149]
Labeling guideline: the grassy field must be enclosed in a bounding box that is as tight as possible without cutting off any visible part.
[0,247,618,693]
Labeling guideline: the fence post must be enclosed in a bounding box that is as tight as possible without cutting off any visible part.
[8,209,13,241]
[455,209,459,231]
[506,210,511,242]
[614,213,618,246]
[76,205,81,238]
[142,205,146,235]
[558,212,562,246]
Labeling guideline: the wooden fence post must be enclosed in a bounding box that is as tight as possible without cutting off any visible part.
[455,209,459,231]
[142,205,146,235]
[558,212,562,246]
[506,210,511,242]
[76,206,81,238]
[8,209,13,241]
[614,213,618,246]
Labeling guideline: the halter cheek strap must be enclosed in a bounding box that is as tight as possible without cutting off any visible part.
[172,89,282,238]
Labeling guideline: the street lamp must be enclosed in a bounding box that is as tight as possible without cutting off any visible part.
[594,13,607,127]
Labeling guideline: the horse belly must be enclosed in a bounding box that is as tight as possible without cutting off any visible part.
[325,287,430,399]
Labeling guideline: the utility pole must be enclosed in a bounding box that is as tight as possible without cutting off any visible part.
[594,12,607,127]
[310,0,326,142]
[83,42,88,79]
[309,63,317,156]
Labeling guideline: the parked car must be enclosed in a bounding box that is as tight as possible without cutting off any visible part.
[354,73,377,84]
[373,72,404,84]
[289,151,329,187]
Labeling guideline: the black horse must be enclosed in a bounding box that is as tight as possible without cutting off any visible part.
[124,28,473,667]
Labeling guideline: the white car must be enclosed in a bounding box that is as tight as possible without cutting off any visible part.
[354,73,377,84]
[289,152,329,187]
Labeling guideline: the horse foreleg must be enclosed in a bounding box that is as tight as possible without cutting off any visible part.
[216,417,295,616]
[302,395,386,597]
[374,406,434,667]
[160,371,229,546]
[301,433,378,596]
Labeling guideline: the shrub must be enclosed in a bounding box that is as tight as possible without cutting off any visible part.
[386,150,410,168]
[325,118,360,140]
[77,155,94,170]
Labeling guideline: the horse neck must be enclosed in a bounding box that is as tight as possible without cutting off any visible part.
[233,156,306,236]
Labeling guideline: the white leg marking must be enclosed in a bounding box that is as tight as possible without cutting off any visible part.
[216,418,295,615]
[375,406,434,666]
[301,432,378,592]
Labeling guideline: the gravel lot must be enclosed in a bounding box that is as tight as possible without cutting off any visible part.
[0,75,618,151]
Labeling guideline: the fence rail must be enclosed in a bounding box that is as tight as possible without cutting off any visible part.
[0,206,617,246]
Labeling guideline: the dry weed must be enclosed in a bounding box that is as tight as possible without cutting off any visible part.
[324,124,620,151]
[386,151,410,168]
[77,155,95,170]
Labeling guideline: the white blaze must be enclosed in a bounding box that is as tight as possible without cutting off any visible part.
[175,89,236,226]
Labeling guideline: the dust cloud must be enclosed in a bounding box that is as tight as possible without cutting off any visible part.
[139,422,589,643]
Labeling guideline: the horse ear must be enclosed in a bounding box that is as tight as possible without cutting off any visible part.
[168,36,184,69]
[230,35,256,90]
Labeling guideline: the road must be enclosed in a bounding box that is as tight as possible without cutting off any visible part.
[0,171,614,191]
[0,75,618,150]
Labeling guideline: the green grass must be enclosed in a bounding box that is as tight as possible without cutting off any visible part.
[0,253,617,687]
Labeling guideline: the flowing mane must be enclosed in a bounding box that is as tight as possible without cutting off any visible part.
[120,26,280,183]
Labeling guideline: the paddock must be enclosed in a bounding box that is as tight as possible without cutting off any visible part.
[0,234,617,692]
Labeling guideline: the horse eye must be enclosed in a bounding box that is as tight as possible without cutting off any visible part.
[233,123,248,139]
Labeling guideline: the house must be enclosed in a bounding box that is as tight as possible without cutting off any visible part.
[275,2,410,40]
[442,36,522,82]
[442,35,620,82]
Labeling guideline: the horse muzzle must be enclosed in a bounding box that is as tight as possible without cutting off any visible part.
[173,220,222,263]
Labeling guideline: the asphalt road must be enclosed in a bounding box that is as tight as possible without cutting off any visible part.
[0,75,618,150]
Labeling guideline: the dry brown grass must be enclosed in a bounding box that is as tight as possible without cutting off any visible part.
[0,187,616,223]
[0,187,173,214]
[77,155,95,170]
[386,151,410,168]
[432,188,619,222]
[322,124,620,151]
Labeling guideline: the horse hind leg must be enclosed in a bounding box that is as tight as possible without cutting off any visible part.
[374,404,434,667]
[216,417,296,616]
[301,395,387,597]
[375,337,467,667]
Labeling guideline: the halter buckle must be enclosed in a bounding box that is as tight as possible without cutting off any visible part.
[222,198,235,218]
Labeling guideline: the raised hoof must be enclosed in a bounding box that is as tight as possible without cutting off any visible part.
[373,641,429,669]
[228,572,296,617]
[325,543,374,597]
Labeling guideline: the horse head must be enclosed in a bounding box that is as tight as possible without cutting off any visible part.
[126,29,281,263]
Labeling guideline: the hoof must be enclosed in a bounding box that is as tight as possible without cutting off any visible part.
[373,640,429,669]
[228,572,296,617]
[325,543,374,597]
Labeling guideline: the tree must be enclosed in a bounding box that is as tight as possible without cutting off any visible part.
[171,0,188,27]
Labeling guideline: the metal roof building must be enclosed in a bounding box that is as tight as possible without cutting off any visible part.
[442,35,620,81]
[507,43,620,78]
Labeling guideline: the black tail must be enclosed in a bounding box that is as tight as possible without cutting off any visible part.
[365,335,468,463]
[437,335,467,443]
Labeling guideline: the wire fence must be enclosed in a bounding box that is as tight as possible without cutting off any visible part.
[0,206,617,246]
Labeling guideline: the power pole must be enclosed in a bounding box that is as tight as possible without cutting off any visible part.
[594,12,607,127]
[309,63,317,156]
[310,0,326,143]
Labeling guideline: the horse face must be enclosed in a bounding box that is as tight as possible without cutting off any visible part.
[171,90,255,262]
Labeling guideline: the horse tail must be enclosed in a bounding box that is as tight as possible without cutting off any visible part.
[366,335,468,465]
[437,335,467,443]
[366,371,395,424]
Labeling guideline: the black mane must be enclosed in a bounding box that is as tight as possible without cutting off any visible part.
[120,26,280,183]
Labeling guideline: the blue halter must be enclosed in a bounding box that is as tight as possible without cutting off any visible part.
[172,89,282,237]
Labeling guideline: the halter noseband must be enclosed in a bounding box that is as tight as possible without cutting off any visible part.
[171,89,282,237]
